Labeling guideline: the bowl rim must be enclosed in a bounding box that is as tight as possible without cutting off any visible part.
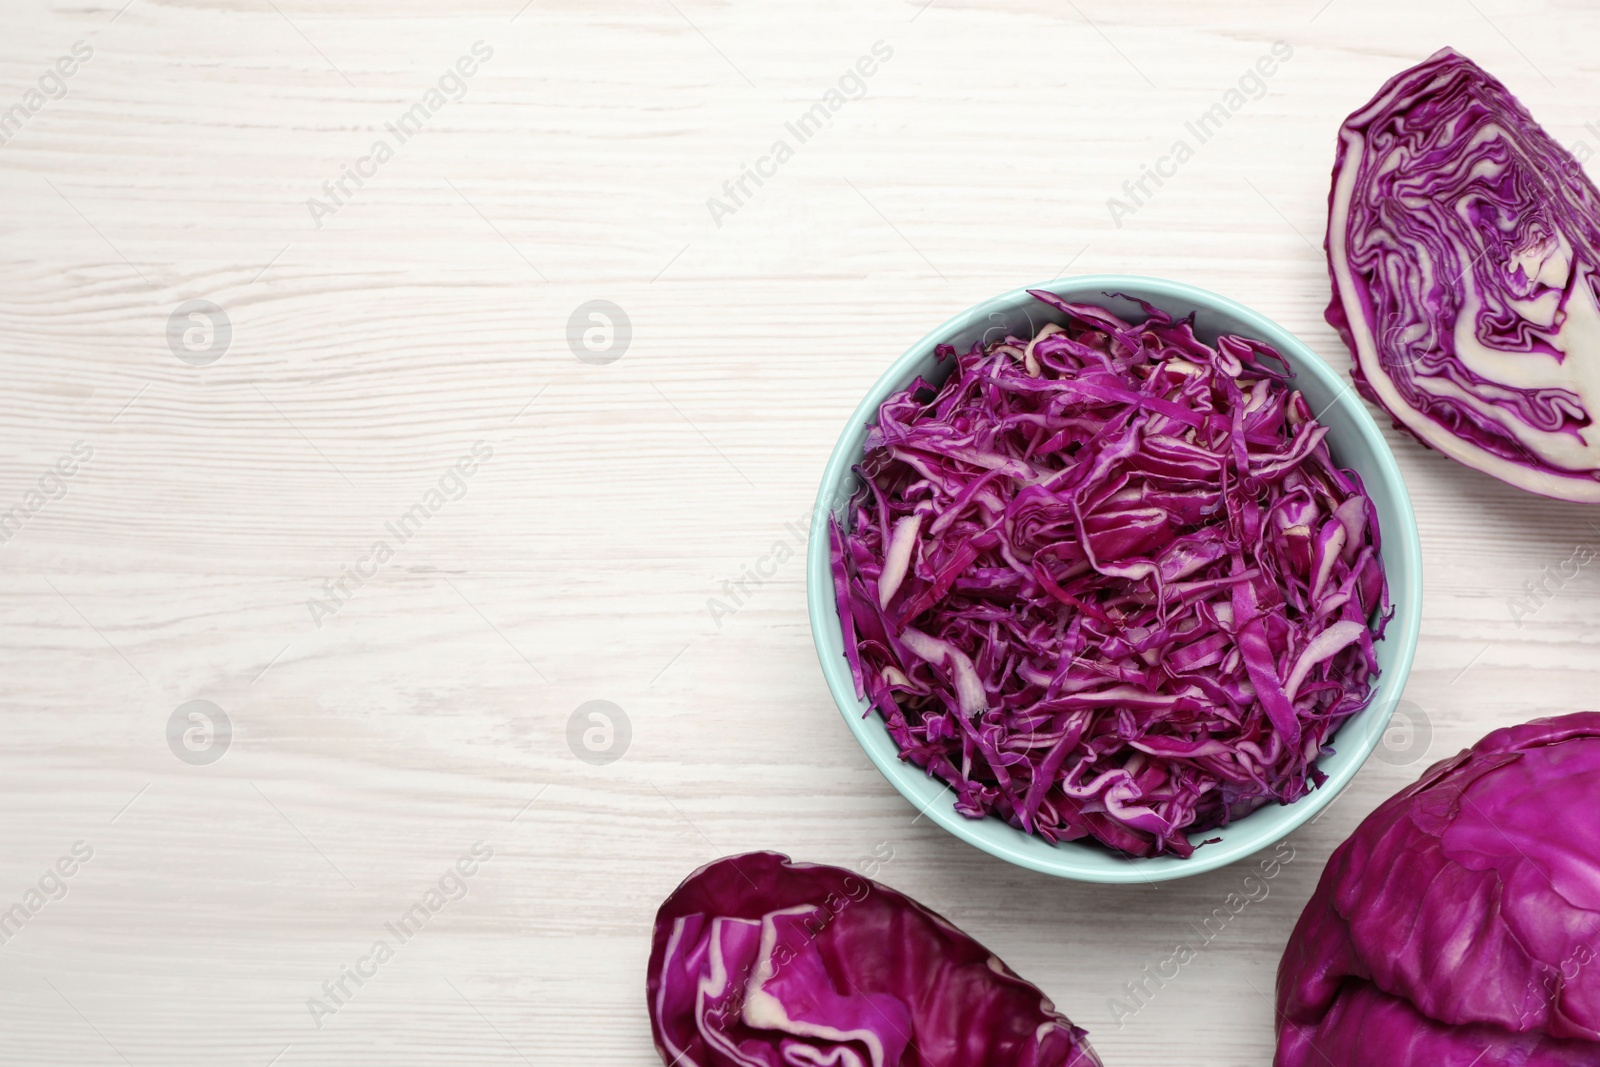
[805,273,1423,883]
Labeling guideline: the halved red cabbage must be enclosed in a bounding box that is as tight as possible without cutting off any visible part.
[1327,48,1600,501]
[647,852,1100,1067]
[830,294,1389,857]
[1276,713,1600,1066]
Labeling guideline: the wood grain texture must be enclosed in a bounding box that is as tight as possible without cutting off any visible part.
[2,0,1599,1063]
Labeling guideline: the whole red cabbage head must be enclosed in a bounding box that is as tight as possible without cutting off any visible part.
[1277,712,1600,1066]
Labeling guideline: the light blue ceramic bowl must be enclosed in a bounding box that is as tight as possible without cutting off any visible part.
[807,275,1422,883]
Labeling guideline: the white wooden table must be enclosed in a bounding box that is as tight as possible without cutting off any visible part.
[2,1,1597,1063]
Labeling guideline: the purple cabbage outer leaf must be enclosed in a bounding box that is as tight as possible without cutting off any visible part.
[1327,47,1600,502]
[1276,712,1600,1067]
[830,294,1389,858]
[646,851,1101,1067]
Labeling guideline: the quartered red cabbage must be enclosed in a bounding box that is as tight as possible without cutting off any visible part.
[830,294,1389,857]
[1276,713,1600,1067]
[1327,48,1600,501]
[647,851,1100,1067]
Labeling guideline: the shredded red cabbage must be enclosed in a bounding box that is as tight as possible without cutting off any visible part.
[830,293,1390,858]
